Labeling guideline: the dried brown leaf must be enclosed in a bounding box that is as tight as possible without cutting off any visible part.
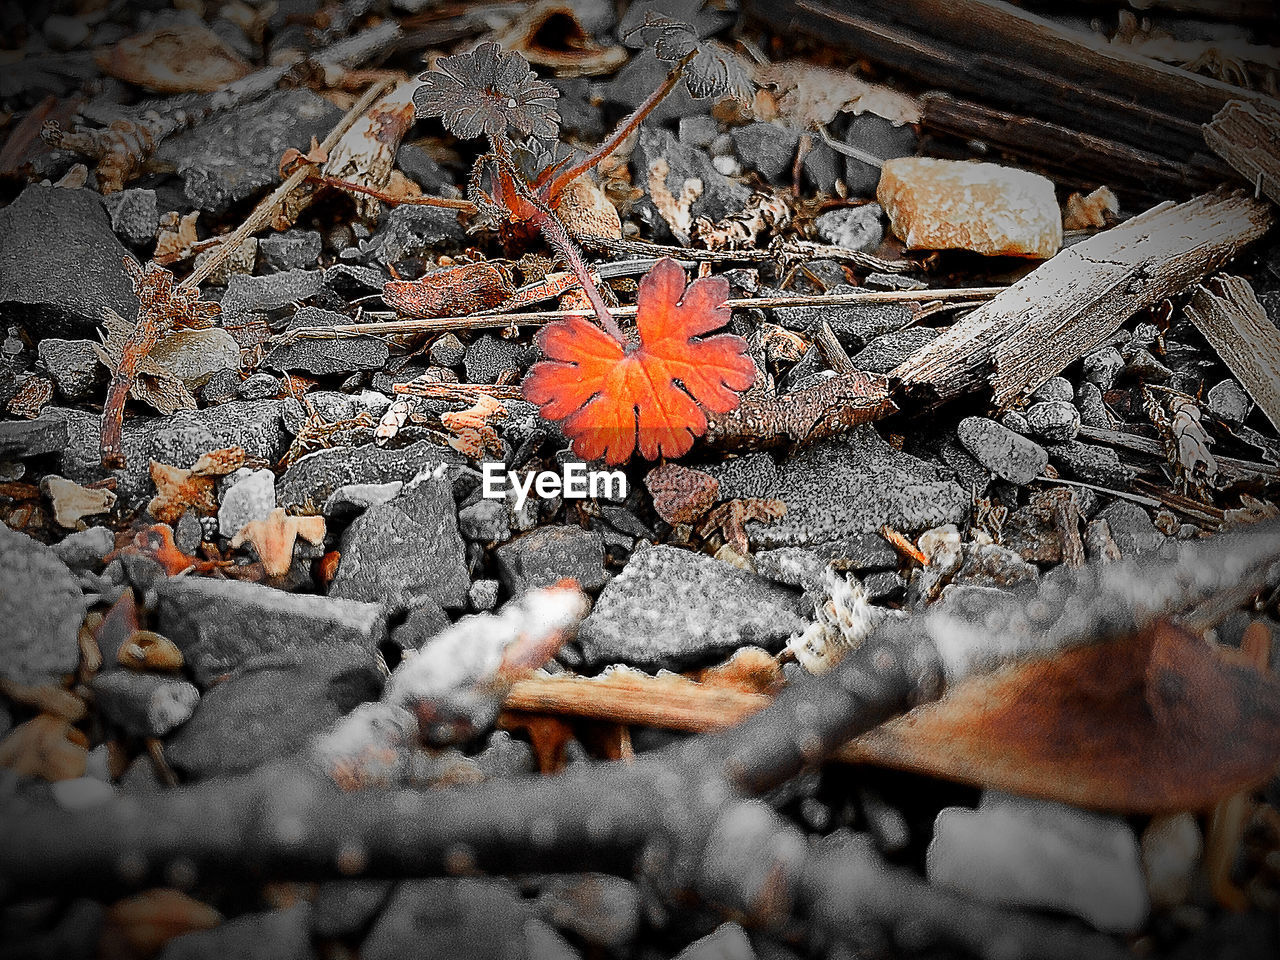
[97,23,251,94]
[229,508,325,579]
[102,889,222,960]
[644,463,720,525]
[0,715,88,781]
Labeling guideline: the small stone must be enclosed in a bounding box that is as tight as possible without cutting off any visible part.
[1077,381,1111,429]
[707,430,967,547]
[731,122,801,185]
[1031,376,1074,403]
[44,14,91,50]
[463,334,523,385]
[156,576,387,686]
[91,670,200,738]
[1141,813,1202,910]
[217,468,276,538]
[259,229,322,272]
[388,598,450,650]
[495,525,607,595]
[102,188,159,245]
[395,143,452,193]
[1085,518,1123,564]
[878,158,1061,257]
[1046,441,1133,487]
[322,481,404,523]
[1094,500,1163,556]
[220,269,325,327]
[51,776,115,810]
[633,127,753,236]
[236,372,279,400]
[1206,379,1251,426]
[51,525,115,568]
[157,88,341,213]
[1000,410,1030,434]
[1123,347,1173,383]
[38,339,106,402]
[53,400,287,507]
[0,185,139,339]
[147,328,241,389]
[814,204,884,252]
[429,333,466,368]
[577,545,808,669]
[277,440,463,512]
[842,113,918,195]
[468,579,500,611]
[166,649,382,779]
[310,880,394,940]
[361,879,532,960]
[861,788,910,855]
[160,904,312,960]
[1024,400,1081,442]
[536,875,639,950]
[199,368,241,404]
[953,541,1038,588]
[927,792,1148,933]
[674,922,756,960]
[266,306,389,375]
[0,524,87,685]
[849,327,940,374]
[1082,346,1125,389]
[862,570,905,601]
[957,417,1048,485]
[330,471,470,610]
[365,204,466,267]
[0,414,68,458]
[458,498,511,544]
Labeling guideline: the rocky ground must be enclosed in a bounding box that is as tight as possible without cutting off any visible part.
[2,1,1280,959]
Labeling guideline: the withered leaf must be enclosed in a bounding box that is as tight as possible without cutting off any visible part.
[843,621,1280,813]
[146,448,245,526]
[230,508,325,579]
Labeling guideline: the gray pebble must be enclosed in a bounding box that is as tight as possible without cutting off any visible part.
[1206,378,1251,425]
[1082,346,1124,389]
[957,417,1048,485]
[1024,400,1081,442]
[217,468,276,538]
[813,204,884,253]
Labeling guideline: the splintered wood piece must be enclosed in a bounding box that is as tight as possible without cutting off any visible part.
[1203,100,1280,206]
[892,192,1273,410]
[744,0,1276,164]
[920,92,1220,198]
[1185,274,1280,435]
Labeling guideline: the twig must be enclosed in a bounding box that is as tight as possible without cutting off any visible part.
[583,235,917,274]
[180,79,396,291]
[277,287,1003,342]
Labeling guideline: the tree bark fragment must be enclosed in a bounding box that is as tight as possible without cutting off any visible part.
[891,191,1273,411]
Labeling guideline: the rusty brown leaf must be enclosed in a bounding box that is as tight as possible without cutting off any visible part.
[97,24,251,94]
[229,508,325,579]
[101,889,222,960]
[842,621,1280,813]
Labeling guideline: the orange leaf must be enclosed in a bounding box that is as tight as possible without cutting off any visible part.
[522,258,756,464]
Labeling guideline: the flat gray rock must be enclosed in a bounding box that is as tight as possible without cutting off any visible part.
[157,89,341,213]
[707,429,968,548]
[0,185,139,339]
[0,524,86,686]
[769,286,911,351]
[50,401,287,506]
[0,415,68,459]
[278,441,464,512]
[91,670,199,739]
[39,338,106,402]
[330,472,470,611]
[165,648,382,780]
[361,879,533,960]
[577,545,808,669]
[957,417,1048,485]
[495,525,607,595]
[156,576,387,686]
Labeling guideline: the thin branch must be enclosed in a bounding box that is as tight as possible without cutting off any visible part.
[180,79,396,291]
[301,171,478,212]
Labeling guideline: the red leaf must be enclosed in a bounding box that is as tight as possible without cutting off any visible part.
[522,258,756,464]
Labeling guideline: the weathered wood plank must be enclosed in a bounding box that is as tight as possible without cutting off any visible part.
[891,192,1273,409]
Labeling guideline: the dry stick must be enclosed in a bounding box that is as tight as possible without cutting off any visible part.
[180,79,395,291]
[893,192,1274,410]
[278,287,1003,341]
[583,235,916,274]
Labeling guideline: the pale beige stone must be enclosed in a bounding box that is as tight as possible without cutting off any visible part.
[877,157,1062,258]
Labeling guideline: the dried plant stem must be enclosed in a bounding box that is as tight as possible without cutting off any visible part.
[541,52,696,202]
[301,171,478,212]
[180,79,395,292]
[583,235,917,274]
[279,287,1002,342]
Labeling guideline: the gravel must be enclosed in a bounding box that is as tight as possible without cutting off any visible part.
[0,523,87,686]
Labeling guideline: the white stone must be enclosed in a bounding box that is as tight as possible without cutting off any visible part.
[218,468,277,538]
[927,791,1149,933]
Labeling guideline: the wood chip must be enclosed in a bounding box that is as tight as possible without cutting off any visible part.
[1203,99,1280,207]
[1185,274,1280,435]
